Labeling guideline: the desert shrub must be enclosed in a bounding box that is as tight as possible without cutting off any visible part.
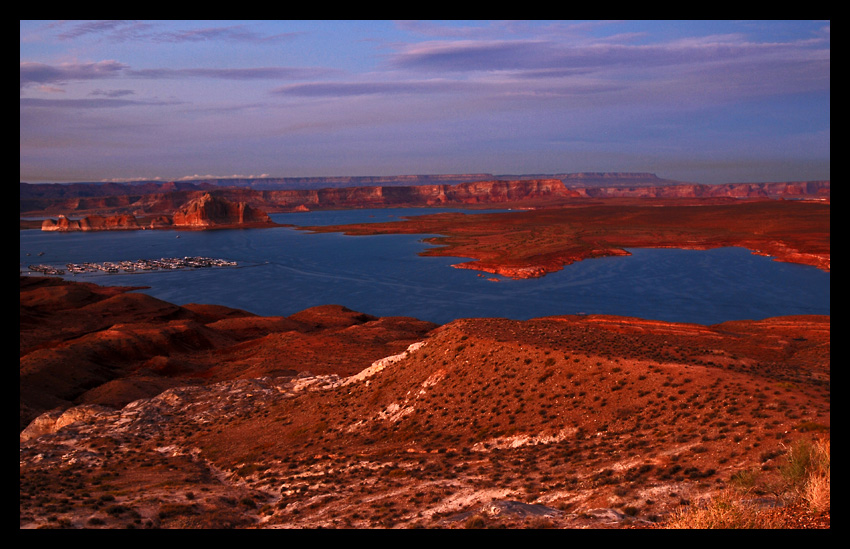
[804,468,830,515]
[760,448,783,463]
[105,504,128,516]
[780,438,828,490]
[780,438,830,513]
[526,516,555,529]
[729,468,760,491]
[623,506,639,517]
[795,421,829,433]
[158,502,199,520]
[665,492,786,529]
[464,514,486,529]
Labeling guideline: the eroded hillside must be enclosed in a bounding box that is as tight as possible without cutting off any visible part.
[20,277,829,529]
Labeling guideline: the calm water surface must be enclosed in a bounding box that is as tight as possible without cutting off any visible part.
[20,208,830,325]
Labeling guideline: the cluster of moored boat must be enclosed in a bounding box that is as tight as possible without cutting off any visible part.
[27,264,66,275]
[30,256,237,276]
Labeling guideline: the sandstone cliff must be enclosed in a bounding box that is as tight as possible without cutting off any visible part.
[40,194,277,231]
[192,179,829,214]
[24,177,830,218]
[42,214,141,231]
[171,192,273,228]
[578,181,831,199]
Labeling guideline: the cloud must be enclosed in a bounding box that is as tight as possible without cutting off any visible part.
[154,25,299,44]
[20,97,178,109]
[89,88,135,98]
[21,61,336,95]
[50,20,298,44]
[391,40,559,72]
[20,60,128,88]
[389,34,830,77]
[55,20,139,40]
[175,173,271,181]
[272,80,470,97]
[128,66,335,81]
[379,33,829,111]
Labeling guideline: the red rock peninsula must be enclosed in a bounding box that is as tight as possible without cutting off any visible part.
[306,199,830,278]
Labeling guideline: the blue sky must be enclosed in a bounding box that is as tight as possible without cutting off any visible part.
[20,20,830,184]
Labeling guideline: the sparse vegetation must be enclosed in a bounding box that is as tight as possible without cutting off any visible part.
[19,276,829,529]
[665,491,787,529]
[664,437,830,528]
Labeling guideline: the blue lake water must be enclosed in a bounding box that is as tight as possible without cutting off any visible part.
[20,207,830,326]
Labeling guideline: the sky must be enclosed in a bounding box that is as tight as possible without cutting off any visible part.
[20,20,830,184]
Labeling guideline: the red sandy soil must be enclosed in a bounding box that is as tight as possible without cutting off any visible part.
[304,198,829,278]
[20,276,829,529]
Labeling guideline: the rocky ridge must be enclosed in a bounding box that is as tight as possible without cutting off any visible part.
[20,277,830,529]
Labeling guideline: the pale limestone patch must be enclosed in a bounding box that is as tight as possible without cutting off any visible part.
[342,341,426,386]
[470,426,579,452]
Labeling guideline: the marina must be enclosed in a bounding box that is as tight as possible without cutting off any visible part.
[26,256,237,276]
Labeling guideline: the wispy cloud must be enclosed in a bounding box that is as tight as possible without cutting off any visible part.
[50,20,299,44]
[391,40,559,72]
[21,61,336,92]
[54,20,142,40]
[20,97,179,109]
[154,25,300,44]
[175,173,271,180]
[128,66,336,81]
[89,88,135,98]
[20,60,128,88]
[272,79,471,97]
[390,34,829,75]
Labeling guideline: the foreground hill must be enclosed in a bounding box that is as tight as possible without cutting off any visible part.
[20,277,829,528]
[20,276,435,431]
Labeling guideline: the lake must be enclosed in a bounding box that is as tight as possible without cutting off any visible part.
[20,208,830,326]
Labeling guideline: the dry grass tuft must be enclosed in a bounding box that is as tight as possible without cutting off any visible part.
[665,492,786,529]
[799,438,830,514]
[665,437,829,528]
